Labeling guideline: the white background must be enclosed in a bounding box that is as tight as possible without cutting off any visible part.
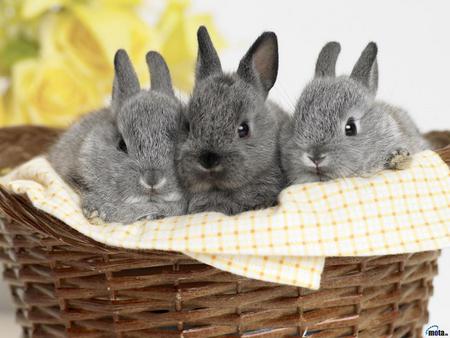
[0,0,449,335]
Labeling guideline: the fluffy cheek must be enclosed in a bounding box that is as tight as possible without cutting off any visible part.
[158,178,184,201]
[178,158,213,193]
[176,151,197,179]
[112,160,143,195]
[218,152,248,183]
[324,149,364,178]
[284,139,308,169]
[175,144,205,189]
[284,150,310,183]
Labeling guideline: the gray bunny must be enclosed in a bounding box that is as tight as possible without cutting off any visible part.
[176,26,287,215]
[281,42,429,184]
[48,50,187,223]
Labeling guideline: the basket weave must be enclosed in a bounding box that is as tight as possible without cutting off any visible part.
[0,127,449,338]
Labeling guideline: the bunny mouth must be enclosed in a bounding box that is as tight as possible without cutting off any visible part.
[200,173,227,188]
[189,171,243,192]
[305,166,331,182]
[314,170,325,182]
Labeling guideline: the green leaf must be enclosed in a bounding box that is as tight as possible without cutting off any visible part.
[0,37,39,74]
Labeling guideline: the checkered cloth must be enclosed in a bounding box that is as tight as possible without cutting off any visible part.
[1,150,449,289]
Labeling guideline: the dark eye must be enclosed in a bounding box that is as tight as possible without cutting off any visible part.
[345,118,357,136]
[118,137,128,153]
[184,120,190,133]
[238,122,250,138]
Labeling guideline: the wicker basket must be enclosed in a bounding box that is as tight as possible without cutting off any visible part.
[0,127,449,338]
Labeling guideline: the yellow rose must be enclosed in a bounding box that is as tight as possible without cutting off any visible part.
[6,57,104,127]
[39,5,154,90]
[21,0,69,19]
[70,3,154,86]
[20,0,142,19]
[156,0,225,91]
[0,0,224,127]
[95,0,142,7]
[40,12,112,92]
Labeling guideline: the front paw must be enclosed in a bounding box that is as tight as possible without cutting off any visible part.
[145,213,164,220]
[82,201,100,220]
[386,148,412,170]
[82,203,117,222]
[82,208,99,219]
[81,198,130,223]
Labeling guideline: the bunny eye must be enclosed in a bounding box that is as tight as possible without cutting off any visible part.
[345,118,357,136]
[118,137,128,153]
[238,122,250,138]
[184,120,190,133]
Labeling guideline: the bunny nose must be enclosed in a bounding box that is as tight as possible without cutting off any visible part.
[308,154,326,166]
[141,169,165,189]
[199,152,221,170]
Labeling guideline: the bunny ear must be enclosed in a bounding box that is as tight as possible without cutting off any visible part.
[315,41,341,78]
[146,51,174,96]
[196,26,222,81]
[112,49,140,112]
[237,31,278,98]
[350,42,378,95]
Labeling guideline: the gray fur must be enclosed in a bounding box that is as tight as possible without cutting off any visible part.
[196,26,222,81]
[48,50,187,223]
[350,42,378,95]
[111,49,141,113]
[315,41,341,78]
[281,42,429,185]
[237,31,278,97]
[176,26,287,215]
[147,51,174,96]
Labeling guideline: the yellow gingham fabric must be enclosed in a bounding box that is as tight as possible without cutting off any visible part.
[1,150,449,289]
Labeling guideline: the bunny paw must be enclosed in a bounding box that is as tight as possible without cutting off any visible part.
[82,206,99,219]
[144,214,164,220]
[81,198,117,222]
[386,148,412,170]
